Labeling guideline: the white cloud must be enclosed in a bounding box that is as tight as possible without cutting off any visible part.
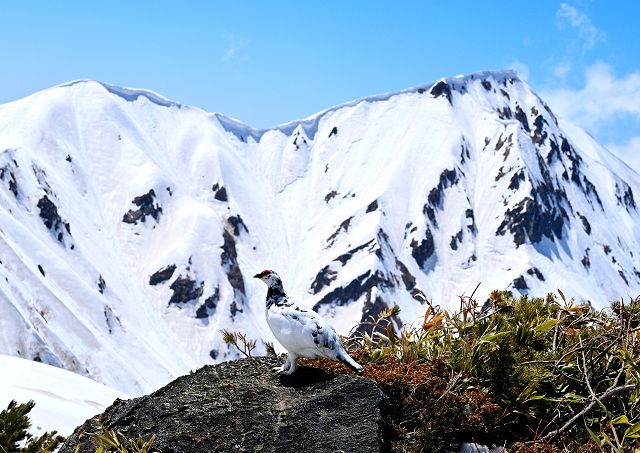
[607,137,640,173]
[553,61,572,79]
[541,62,640,133]
[557,3,605,50]
[508,61,529,82]
[541,62,640,172]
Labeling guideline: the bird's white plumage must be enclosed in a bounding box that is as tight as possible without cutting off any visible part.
[254,270,362,374]
[267,303,339,358]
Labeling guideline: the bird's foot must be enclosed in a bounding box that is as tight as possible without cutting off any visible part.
[272,353,298,375]
[272,365,296,375]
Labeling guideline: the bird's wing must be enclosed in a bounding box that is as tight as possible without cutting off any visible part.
[267,304,343,356]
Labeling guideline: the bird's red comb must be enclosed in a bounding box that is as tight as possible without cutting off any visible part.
[261,269,271,274]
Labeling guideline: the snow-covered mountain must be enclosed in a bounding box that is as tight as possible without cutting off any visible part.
[1,71,639,395]
[0,355,127,436]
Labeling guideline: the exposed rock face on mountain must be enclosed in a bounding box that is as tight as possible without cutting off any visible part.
[59,358,386,453]
[1,71,640,395]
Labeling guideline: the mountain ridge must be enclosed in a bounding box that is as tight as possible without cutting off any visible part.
[1,70,639,395]
[24,70,522,140]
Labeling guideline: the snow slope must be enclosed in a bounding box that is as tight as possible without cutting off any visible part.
[0,355,127,436]
[1,71,639,396]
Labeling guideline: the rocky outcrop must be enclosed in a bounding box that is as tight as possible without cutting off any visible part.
[60,358,387,453]
[122,189,162,224]
[37,195,71,243]
[148,264,176,285]
[167,275,203,305]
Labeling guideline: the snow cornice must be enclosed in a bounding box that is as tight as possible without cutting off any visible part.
[214,69,521,142]
[12,70,522,143]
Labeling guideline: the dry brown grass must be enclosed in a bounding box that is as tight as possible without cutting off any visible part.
[301,353,502,452]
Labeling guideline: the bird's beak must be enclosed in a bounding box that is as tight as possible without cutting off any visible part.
[253,273,261,279]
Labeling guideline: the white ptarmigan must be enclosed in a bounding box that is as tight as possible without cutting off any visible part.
[254,269,364,375]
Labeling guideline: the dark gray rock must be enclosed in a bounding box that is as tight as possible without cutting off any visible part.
[149,264,176,286]
[221,230,245,317]
[122,189,162,224]
[37,195,71,243]
[0,164,18,196]
[430,80,452,104]
[313,270,376,310]
[310,265,337,294]
[60,358,386,453]
[227,214,249,236]
[195,288,219,319]
[514,104,530,132]
[168,275,203,305]
[212,183,228,202]
[411,227,435,269]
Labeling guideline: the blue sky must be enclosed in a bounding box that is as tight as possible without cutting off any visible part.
[0,1,639,169]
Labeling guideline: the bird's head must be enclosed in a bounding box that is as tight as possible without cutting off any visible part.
[253,269,282,288]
